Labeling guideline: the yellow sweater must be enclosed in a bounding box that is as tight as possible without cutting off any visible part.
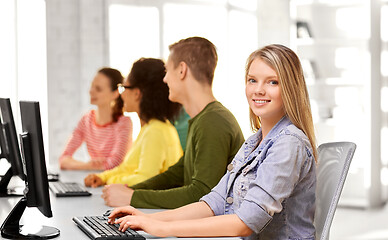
[97,119,183,185]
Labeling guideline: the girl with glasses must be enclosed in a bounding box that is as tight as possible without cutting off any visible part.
[84,58,184,196]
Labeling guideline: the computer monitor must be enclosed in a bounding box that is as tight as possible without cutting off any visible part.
[0,101,60,239]
[0,98,25,197]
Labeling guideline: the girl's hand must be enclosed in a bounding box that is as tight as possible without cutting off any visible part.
[102,184,134,207]
[84,174,104,187]
[107,206,145,224]
[115,215,169,237]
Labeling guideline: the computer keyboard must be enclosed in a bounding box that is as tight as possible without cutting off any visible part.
[49,181,92,197]
[73,216,145,240]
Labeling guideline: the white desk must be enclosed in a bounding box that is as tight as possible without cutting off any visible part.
[0,170,239,240]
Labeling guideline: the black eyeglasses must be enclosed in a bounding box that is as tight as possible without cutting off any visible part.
[117,83,135,94]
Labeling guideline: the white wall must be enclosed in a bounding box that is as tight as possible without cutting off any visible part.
[46,0,108,164]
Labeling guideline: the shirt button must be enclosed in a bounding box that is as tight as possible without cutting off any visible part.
[226,197,233,204]
[227,163,233,171]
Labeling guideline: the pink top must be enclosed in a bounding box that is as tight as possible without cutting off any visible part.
[60,110,133,170]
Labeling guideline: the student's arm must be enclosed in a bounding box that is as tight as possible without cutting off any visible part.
[109,202,248,237]
[115,212,252,238]
[96,160,128,185]
[103,117,133,170]
[104,129,181,186]
[130,156,185,190]
[150,201,214,221]
[59,115,86,169]
[101,156,185,206]
[109,167,253,238]
[109,201,214,222]
[130,115,236,209]
[60,116,85,159]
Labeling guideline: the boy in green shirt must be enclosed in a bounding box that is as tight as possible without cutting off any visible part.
[101,37,244,208]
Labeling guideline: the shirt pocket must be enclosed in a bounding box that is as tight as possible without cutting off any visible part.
[242,164,258,181]
[235,165,258,201]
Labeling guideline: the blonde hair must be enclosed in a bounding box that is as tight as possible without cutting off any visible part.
[245,44,317,160]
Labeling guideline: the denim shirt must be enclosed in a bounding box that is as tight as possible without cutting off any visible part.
[201,116,316,240]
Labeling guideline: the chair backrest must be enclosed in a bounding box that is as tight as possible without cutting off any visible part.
[314,142,356,240]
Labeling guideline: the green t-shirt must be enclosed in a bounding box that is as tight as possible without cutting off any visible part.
[130,101,244,209]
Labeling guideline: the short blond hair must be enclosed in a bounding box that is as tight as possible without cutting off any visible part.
[245,44,317,160]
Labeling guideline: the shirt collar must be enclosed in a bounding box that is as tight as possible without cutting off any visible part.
[246,116,292,152]
[188,101,219,124]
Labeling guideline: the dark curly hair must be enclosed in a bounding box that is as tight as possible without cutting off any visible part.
[128,58,182,123]
[98,67,124,122]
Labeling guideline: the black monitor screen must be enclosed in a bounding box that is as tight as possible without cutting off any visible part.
[0,101,60,239]
[0,98,24,180]
[19,101,52,217]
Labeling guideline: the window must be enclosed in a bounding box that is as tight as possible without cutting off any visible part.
[109,4,160,75]
[107,0,258,138]
[0,0,48,158]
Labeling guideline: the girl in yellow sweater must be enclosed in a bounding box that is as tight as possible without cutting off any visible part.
[84,58,183,187]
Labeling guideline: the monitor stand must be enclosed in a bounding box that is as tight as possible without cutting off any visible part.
[0,167,24,197]
[1,197,60,239]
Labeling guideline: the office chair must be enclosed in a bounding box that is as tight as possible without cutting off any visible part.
[314,142,356,240]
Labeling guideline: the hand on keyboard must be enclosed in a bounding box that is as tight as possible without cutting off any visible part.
[107,206,168,237]
[113,214,168,238]
[107,206,145,224]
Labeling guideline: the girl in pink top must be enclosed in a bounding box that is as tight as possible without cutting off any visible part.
[60,68,133,170]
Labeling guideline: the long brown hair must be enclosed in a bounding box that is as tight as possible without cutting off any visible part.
[245,44,317,160]
[98,68,124,122]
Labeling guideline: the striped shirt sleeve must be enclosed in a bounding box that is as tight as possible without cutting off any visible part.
[103,116,133,170]
[59,113,87,162]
